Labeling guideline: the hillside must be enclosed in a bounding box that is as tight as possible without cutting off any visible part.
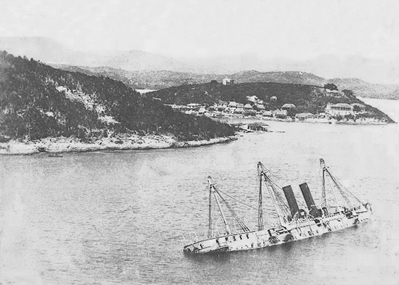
[51,65,210,89]
[1,37,399,99]
[0,51,235,143]
[53,67,327,89]
[229,70,326,86]
[328,78,399,100]
[0,37,188,72]
[146,82,394,123]
[53,66,399,100]
[4,36,393,99]
[2,37,398,86]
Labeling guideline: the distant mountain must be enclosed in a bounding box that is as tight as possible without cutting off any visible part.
[0,36,91,65]
[328,78,399,100]
[51,65,212,89]
[0,37,188,71]
[100,50,188,72]
[52,66,399,99]
[52,67,328,89]
[2,37,398,99]
[300,54,399,86]
[180,53,399,85]
[0,51,235,142]
[228,70,326,86]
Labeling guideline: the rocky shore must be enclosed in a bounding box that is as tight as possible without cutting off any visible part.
[0,134,237,155]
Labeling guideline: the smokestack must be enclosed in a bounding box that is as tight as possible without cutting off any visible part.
[282,185,300,217]
[299,182,315,210]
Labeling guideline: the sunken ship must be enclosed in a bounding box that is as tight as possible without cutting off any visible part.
[183,159,372,254]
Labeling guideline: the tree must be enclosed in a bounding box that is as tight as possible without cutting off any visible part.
[342,89,355,98]
[286,108,297,118]
[324,83,338,91]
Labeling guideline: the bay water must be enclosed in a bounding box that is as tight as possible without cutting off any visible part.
[1,99,399,285]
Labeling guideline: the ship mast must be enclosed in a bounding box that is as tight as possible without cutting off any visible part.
[324,167,353,208]
[257,162,264,230]
[258,162,289,225]
[320,158,362,209]
[213,189,231,234]
[320,159,327,208]
[207,177,232,235]
[208,176,213,238]
[206,177,250,235]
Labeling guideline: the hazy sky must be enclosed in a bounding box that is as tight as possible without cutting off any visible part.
[1,0,398,59]
[0,0,398,83]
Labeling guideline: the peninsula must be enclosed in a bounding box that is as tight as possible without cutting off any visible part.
[146,80,394,124]
[0,51,236,155]
[0,51,394,155]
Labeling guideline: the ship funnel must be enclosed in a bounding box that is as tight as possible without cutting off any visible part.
[300,182,322,217]
[282,185,300,217]
[299,182,315,210]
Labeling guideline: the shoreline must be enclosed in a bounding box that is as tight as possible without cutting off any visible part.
[0,135,238,155]
[0,115,390,156]
[216,116,391,126]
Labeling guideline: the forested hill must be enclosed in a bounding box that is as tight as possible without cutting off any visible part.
[147,82,394,122]
[147,81,330,111]
[0,51,235,142]
[53,66,399,100]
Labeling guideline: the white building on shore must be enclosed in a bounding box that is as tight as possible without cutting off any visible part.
[222,78,235,85]
[325,103,354,116]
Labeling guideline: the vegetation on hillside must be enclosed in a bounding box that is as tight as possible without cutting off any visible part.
[147,82,394,122]
[0,51,236,142]
[54,66,399,100]
[54,67,329,90]
[329,78,399,100]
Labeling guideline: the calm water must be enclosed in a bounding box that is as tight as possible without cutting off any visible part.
[1,99,399,285]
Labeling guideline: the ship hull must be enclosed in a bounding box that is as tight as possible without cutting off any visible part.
[183,209,371,254]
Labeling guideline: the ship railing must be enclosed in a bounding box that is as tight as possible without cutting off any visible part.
[180,231,229,244]
[180,232,208,244]
[181,229,254,244]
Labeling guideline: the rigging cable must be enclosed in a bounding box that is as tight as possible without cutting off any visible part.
[216,188,258,210]
[214,188,251,232]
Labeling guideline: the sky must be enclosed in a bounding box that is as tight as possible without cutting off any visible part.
[0,0,398,81]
